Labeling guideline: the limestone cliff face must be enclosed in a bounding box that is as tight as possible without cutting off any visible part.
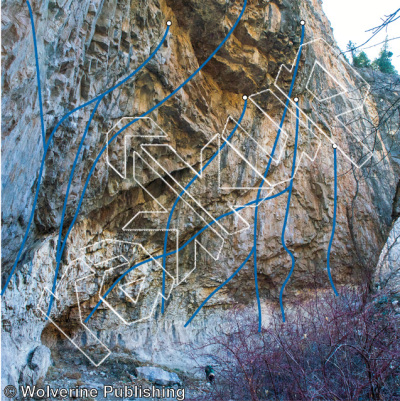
[2,0,399,393]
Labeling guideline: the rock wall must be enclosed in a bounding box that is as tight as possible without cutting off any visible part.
[2,0,399,394]
[375,217,400,300]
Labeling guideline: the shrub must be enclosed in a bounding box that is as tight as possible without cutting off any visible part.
[187,287,400,400]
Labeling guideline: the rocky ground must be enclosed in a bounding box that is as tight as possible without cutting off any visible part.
[31,346,208,400]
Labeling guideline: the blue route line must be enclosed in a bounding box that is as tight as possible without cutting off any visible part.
[1,23,170,297]
[46,98,103,318]
[253,24,305,330]
[279,103,300,322]
[55,0,247,314]
[85,188,288,322]
[27,0,46,147]
[160,100,247,314]
[327,146,339,296]
[184,248,255,327]
[45,28,172,316]
[183,84,302,328]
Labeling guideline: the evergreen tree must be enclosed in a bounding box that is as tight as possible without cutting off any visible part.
[353,51,371,68]
[372,38,398,74]
[346,41,371,68]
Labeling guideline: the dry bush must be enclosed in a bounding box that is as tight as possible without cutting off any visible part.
[186,287,400,401]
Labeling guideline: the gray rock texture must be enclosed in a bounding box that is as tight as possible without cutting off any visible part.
[20,345,52,386]
[375,217,400,297]
[1,0,399,394]
[136,366,182,386]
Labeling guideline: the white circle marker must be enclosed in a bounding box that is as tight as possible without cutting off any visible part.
[242,95,248,100]
[300,20,305,25]
[167,20,172,26]
[332,144,337,149]
[294,97,299,102]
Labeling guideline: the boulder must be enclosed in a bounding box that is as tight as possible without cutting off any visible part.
[136,366,182,386]
[20,345,52,386]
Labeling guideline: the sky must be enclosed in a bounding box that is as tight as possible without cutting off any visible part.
[321,0,400,72]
